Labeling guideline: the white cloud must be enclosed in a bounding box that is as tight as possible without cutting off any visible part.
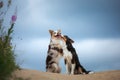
[74,39,120,61]
[16,0,48,28]
[14,38,120,61]
[14,38,49,54]
[14,38,120,71]
[14,38,50,70]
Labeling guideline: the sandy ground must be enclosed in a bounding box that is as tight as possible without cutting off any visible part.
[12,69,120,80]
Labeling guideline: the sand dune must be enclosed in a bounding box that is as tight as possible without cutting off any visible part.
[12,69,120,80]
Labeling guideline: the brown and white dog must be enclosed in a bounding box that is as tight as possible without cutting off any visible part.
[46,29,64,73]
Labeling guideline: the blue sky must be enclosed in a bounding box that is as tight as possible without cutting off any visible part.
[2,0,120,73]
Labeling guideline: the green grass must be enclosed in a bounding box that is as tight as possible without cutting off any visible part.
[0,23,18,80]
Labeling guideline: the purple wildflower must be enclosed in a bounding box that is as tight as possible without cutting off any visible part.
[11,14,17,23]
[11,6,17,24]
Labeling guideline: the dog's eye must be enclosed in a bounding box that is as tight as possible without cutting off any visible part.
[50,53,53,55]
[54,32,56,34]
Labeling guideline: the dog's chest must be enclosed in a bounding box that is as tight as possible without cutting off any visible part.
[63,49,72,61]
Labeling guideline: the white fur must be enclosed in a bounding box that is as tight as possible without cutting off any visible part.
[71,64,75,74]
[65,64,69,74]
[63,49,72,61]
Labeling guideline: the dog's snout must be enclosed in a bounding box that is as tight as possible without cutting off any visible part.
[57,32,61,36]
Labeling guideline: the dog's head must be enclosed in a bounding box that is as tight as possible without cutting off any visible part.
[49,29,62,39]
[49,29,66,45]
[64,35,74,44]
[61,35,74,50]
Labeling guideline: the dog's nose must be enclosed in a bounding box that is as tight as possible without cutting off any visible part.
[57,32,61,36]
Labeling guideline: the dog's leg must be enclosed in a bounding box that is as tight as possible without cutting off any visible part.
[71,63,75,74]
[64,59,70,74]
[78,67,83,74]
[65,64,70,74]
[53,63,61,73]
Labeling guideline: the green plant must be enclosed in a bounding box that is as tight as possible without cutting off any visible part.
[0,0,18,80]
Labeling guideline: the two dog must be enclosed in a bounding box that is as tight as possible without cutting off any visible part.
[46,29,91,74]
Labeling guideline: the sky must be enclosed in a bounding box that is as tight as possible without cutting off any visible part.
[2,0,120,73]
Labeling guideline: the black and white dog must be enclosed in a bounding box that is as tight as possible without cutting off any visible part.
[60,35,92,74]
[46,29,64,73]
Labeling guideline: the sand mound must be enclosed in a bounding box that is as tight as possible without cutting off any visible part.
[12,69,120,80]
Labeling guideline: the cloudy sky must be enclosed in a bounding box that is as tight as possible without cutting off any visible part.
[3,0,120,73]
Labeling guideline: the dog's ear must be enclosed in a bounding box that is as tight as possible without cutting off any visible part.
[62,35,67,42]
[49,30,53,36]
[69,37,74,43]
[64,35,74,43]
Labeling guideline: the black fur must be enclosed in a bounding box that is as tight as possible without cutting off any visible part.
[51,47,63,55]
[64,35,90,74]
[46,55,52,65]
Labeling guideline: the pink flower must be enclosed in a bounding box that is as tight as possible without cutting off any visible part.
[11,6,17,24]
[11,14,17,23]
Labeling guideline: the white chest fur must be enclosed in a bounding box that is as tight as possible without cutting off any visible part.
[63,48,72,63]
[60,41,73,63]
